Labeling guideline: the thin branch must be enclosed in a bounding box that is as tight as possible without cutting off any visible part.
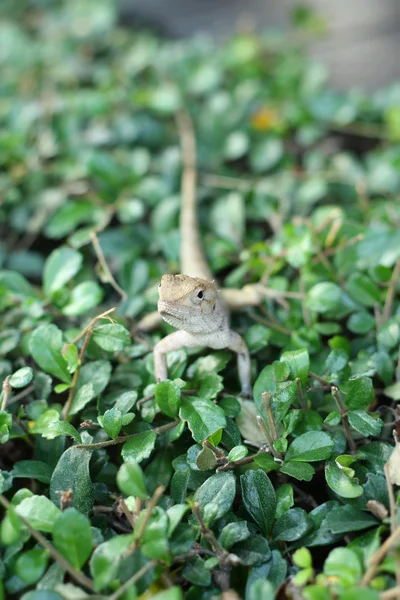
[108,560,157,600]
[7,384,35,406]
[130,486,165,552]
[256,416,282,461]
[76,421,179,449]
[296,378,307,410]
[383,259,400,323]
[361,527,400,586]
[1,376,12,411]
[0,494,94,592]
[62,307,116,420]
[331,386,357,454]
[309,371,331,386]
[90,231,128,302]
[192,502,226,559]
[384,463,400,590]
[249,312,291,336]
[70,307,116,346]
[62,328,91,420]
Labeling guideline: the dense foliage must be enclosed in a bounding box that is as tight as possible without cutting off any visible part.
[1,1,400,598]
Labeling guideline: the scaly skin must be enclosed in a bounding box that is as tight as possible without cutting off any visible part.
[138,110,302,395]
[154,274,252,396]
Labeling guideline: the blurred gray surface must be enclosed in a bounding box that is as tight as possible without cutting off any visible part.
[120,0,400,90]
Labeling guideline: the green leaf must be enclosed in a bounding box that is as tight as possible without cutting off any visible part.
[293,547,312,568]
[325,458,363,498]
[102,406,122,439]
[50,447,94,514]
[343,377,374,410]
[324,547,362,586]
[254,453,280,472]
[42,420,82,444]
[182,556,211,587]
[12,460,53,484]
[43,246,82,298]
[218,520,250,550]
[307,282,342,313]
[62,281,104,316]
[273,507,313,541]
[53,508,93,569]
[323,504,377,534]
[285,431,334,462]
[240,470,276,535]
[122,430,157,463]
[92,323,130,351]
[179,396,226,443]
[194,472,236,524]
[155,380,181,418]
[231,534,271,566]
[249,580,275,600]
[275,483,294,519]
[228,445,248,462]
[9,367,33,389]
[30,324,71,384]
[15,548,49,584]
[16,495,61,533]
[279,461,315,481]
[347,311,375,334]
[150,589,183,600]
[280,349,310,385]
[90,534,134,591]
[0,410,12,444]
[347,273,381,307]
[348,410,382,437]
[117,459,148,500]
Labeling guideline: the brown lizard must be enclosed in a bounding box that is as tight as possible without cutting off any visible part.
[138,110,301,396]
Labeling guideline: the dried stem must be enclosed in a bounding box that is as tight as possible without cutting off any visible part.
[331,386,357,454]
[76,420,179,449]
[262,392,279,442]
[0,494,94,591]
[7,384,35,406]
[108,560,157,600]
[309,371,331,386]
[296,378,307,410]
[130,485,165,552]
[192,502,226,559]
[256,416,281,460]
[361,527,400,586]
[383,259,400,324]
[90,231,128,302]
[0,376,12,411]
[71,307,116,345]
[62,307,116,420]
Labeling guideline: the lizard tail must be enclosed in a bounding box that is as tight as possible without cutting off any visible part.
[176,110,213,281]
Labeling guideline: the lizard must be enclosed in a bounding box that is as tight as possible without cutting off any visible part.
[137,110,302,396]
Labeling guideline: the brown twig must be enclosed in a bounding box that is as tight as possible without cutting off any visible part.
[70,307,116,346]
[309,371,331,386]
[0,494,94,592]
[90,231,128,302]
[296,378,307,410]
[249,312,291,336]
[62,307,116,420]
[0,376,12,411]
[75,420,179,449]
[108,560,157,600]
[331,386,357,454]
[130,486,165,552]
[192,502,226,560]
[256,416,281,460]
[383,259,400,324]
[7,384,35,406]
[361,527,400,586]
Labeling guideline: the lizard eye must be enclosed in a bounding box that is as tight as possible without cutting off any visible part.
[197,290,204,299]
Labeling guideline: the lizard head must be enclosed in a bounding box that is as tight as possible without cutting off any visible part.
[157,274,225,334]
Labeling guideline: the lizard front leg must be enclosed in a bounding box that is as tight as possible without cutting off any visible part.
[226,331,252,398]
[153,330,195,382]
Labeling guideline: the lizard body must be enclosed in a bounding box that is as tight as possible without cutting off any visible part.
[139,110,301,394]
